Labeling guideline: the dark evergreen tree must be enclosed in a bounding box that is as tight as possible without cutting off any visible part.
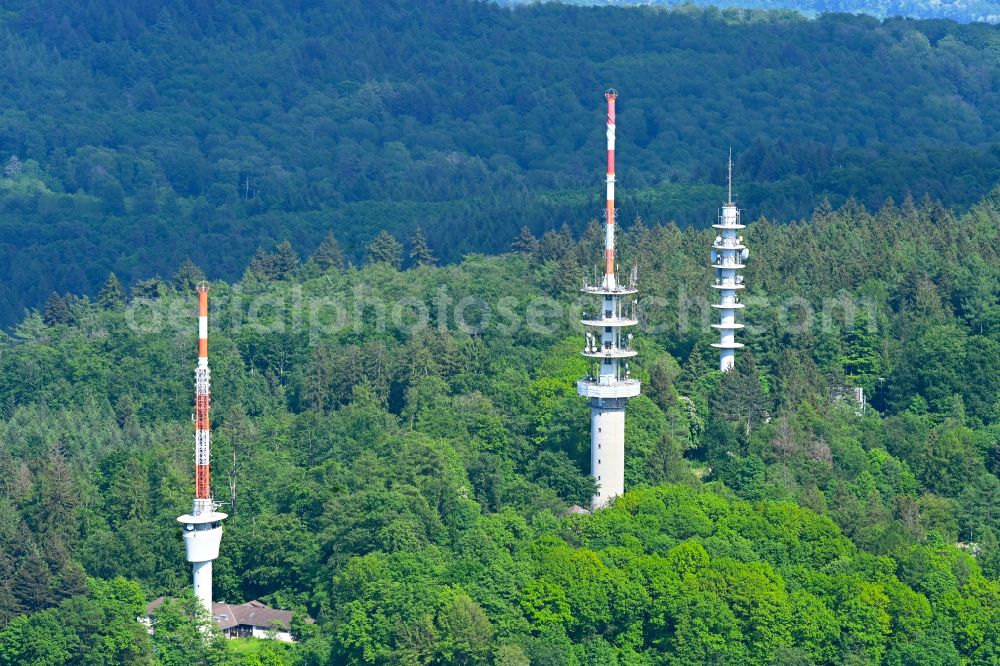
[0,553,21,627]
[367,230,403,269]
[550,252,580,297]
[409,227,436,267]
[33,443,79,537]
[248,246,277,280]
[647,433,688,484]
[272,240,300,280]
[42,293,69,326]
[173,258,206,292]
[13,550,52,613]
[131,277,164,300]
[538,225,574,263]
[512,226,540,256]
[647,359,677,410]
[312,232,346,272]
[113,394,135,428]
[97,273,125,310]
[302,344,335,413]
[710,351,769,436]
[680,346,708,396]
[51,561,88,602]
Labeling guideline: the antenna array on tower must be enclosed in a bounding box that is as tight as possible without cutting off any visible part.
[711,153,748,372]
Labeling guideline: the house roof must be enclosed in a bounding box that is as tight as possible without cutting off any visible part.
[145,597,305,631]
[213,599,294,631]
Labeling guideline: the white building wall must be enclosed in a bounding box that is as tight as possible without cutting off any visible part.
[250,627,295,642]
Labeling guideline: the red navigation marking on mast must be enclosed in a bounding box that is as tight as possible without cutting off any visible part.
[195,283,211,500]
[605,89,618,280]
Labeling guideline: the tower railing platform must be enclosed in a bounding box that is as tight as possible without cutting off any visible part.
[712,341,745,349]
[581,284,638,296]
[580,315,639,327]
[581,348,638,359]
[577,378,641,399]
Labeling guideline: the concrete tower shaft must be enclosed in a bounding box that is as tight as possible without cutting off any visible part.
[578,90,640,509]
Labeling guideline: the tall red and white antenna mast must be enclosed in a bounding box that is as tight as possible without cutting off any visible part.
[178,283,227,616]
[605,89,618,287]
[578,90,640,509]
[195,284,211,501]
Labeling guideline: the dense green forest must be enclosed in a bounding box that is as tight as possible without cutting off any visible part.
[4,0,1000,326]
[498,0,1000,25]
[1,190,999,664]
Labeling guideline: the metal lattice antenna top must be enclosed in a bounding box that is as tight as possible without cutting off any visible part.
[727,148,733,206]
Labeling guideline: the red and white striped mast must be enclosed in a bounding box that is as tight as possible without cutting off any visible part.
[195,284,211,503]
[605,89,618,289]
[177,283,227,616]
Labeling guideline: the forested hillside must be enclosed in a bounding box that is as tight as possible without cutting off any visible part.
[4,0,1000,326]
[1,192,999,664]
[497,0,1000,25]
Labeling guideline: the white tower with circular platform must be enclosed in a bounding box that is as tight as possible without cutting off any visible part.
[711,154,749,372]
[577,90,640,509]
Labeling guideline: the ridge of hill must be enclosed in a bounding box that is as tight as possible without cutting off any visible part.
[496,0,1000,25]
[4,0,1000,327]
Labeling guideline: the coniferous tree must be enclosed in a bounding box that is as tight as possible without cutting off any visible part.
[711,351,769,437]
[647,433,688,484]
[302,344,335,413]
[131,277,164,300]
[512,226,540,256]
[42,293,69,326]
[113,394,135,429]
[13,550,52,613]
[551,252,580,296]
[52,561,88,602]
[33,443,79,537]
[97,273,125,310]
[579,219,604,265]
[538,225,574,263]
[272,240,300,280]
[409,227,436,267]
[0,553,21,627]
[173,258,206,292]
[312,232,346,272]
[680,346,708,396]
[647,359,678,410]
[367,231,403,269]
[248,246,277,280]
